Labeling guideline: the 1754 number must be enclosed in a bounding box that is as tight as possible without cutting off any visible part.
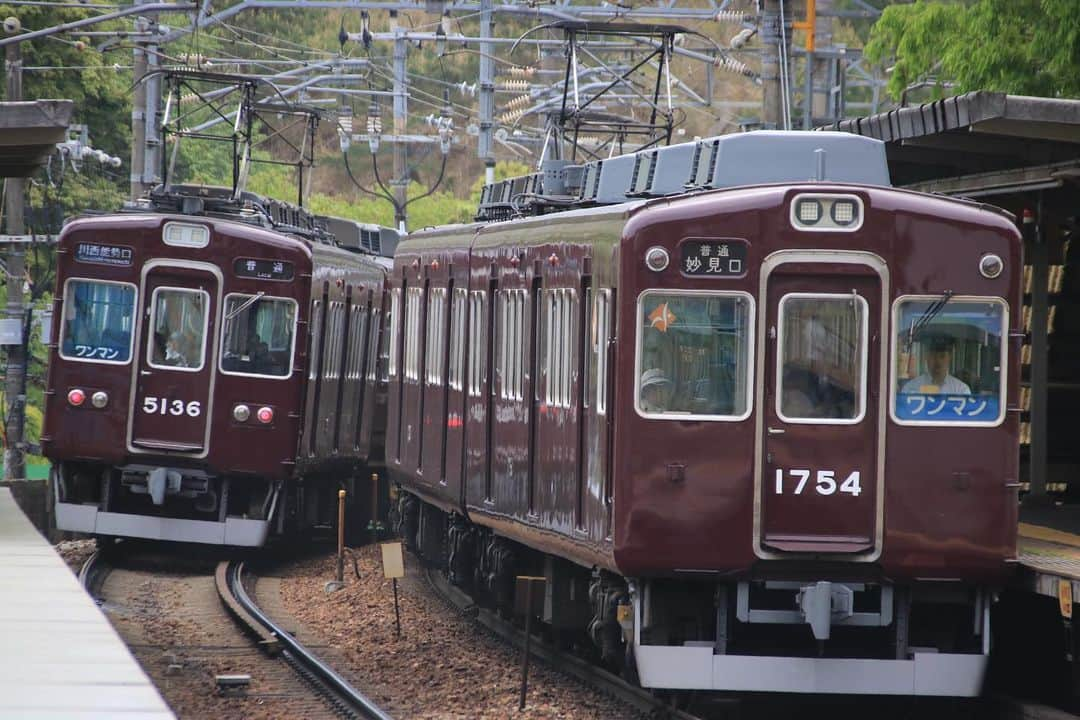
[774,468,862,496]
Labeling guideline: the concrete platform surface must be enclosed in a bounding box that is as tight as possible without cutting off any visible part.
[0,487,174,719]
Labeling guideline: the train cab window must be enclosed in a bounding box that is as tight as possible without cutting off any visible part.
[59,279,137,364]
[777,293,867,423]
[636,291,752,420]
[220,294,297,378]
[148,287,209,372]
[892,296,1006,426]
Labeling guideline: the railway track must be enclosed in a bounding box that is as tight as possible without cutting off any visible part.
[80,548,392,720]
[218,559,392,720]
[422,564,713,720]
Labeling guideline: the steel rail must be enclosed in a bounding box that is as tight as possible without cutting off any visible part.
[221,560,393,720]
[423,565,706,720]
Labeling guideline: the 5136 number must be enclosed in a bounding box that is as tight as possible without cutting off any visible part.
[142,396,202,417]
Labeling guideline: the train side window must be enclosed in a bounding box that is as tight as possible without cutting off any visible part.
[583,287,593,409]
[59,279,137,364]
[148,287,209,372]
[449,288,467,390]
[891,296,1007,426]
[595,289,611,415]
[367,307,380,382]
[777,293,867,424]
[562,289,576,407]
[388,288,402,378]
[636,290,753,421]
[221,294,298,378]
[426,288,447,386]
[468,291,486,396]
[405,287,422,382]
[309,300,322,380]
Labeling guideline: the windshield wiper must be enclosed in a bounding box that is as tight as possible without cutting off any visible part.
[907,290,953,348]
[225,291,265,322]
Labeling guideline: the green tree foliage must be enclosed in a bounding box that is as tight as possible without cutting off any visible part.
[0,4,131,156]
[865,0,1080,100]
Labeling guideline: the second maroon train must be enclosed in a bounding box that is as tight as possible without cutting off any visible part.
[44,131,1022,696]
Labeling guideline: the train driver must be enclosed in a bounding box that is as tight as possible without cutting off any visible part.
[640,367,673,413]
[163,331,190,368]
[901,334,971,395]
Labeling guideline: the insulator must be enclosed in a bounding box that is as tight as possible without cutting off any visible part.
[497,79,529,92]
[507,66,536,78]
[179,92,199,105]
[498,108,525,125]
[504,93,531,111]
[714,54,751,76]
[715,10,750,24]
[575,135,602,146]
[366,116,382,134]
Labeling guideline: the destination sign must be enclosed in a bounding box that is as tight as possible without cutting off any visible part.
[234,257,294,281]
[75,243,134,267]
[679,239,747,277]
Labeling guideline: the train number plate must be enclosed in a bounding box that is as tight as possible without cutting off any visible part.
[142,396,202,417]
[773,468,862,496]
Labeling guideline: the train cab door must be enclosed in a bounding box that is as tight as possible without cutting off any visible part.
[128,262,219,455]
[758,255,884,558]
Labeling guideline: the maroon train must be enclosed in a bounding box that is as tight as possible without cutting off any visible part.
[386,131,1022,695]
[43,186,394,546]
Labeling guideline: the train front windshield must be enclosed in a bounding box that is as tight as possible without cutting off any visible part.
[636,291,752,419]
[893,297,1006,425]
[60,280,136,363]
[221,294,297,377]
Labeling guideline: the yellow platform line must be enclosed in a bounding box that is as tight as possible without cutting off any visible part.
[1019,522,1080,549]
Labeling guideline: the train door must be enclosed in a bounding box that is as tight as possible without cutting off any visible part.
[758,255,884,557]
[129,262,219,455]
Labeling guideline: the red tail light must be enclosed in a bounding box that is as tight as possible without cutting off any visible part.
[256,406,274,424]
[67,389,86,407]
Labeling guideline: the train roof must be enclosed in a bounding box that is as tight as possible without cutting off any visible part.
[475,130,891,222]
[113,184,397,259]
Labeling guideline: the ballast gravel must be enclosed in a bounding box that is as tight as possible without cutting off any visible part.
[276,544,647,719]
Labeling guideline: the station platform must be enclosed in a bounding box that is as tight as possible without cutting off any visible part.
[0,487,174,719]
[1018,522,1080,606]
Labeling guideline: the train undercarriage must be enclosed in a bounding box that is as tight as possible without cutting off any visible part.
[52,460,378,546]
[396,489,994,696]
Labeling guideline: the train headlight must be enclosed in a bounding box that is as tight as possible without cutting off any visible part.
[233,404,251,422]
[830,200,858,226]
[791,193,864,232]
[644,246,669,272]
[979,253,1004,279]
[256,406,274,424]
[90,391,109,409]
[67,388,86,407]
[796,199,822,224]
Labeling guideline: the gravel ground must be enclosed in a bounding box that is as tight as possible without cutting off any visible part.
[277,545,647,720]
[54,538,96,574]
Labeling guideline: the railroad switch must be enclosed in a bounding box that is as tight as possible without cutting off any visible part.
[215,674,251,696]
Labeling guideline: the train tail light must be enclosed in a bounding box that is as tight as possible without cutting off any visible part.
[90,391,109,409]
[67,388,86,407]
[233,404,251,422]
[256,406,274,424]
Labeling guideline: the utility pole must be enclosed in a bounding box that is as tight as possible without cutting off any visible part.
[143,19,162,193]
[760,0,783,129]
[131,34,147,199]
[477,0,495,185]
[392,31,407,231]
[4,40,26,482]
